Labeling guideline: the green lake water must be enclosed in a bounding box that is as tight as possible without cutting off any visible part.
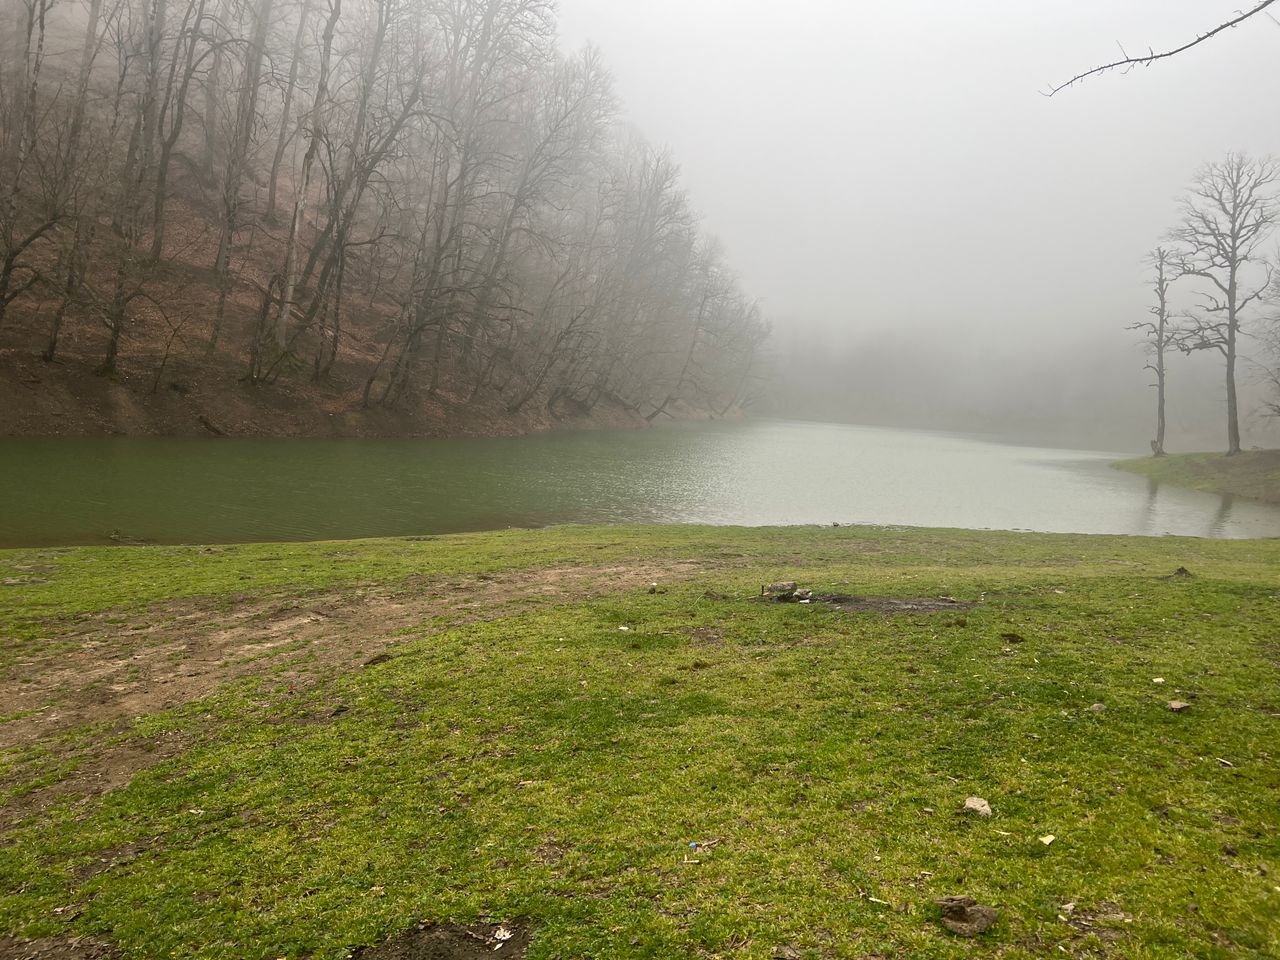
[2,420,1278,546]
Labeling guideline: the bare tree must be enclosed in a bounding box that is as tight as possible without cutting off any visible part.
[0,0,60,330]
[265,0,313,222]
[1131,247,1176,456]
[147,0,213,261]
[1258,259,1280,419]
[208,0,275,352]
[250,0,340,379]
[1169,153,1279,455]
[0,0,769,427]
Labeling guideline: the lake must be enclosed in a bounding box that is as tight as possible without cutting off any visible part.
[2,420,1278,546]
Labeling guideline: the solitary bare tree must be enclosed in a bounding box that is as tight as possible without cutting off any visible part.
[1169,153,1279,455]
[1132,247,1176,456]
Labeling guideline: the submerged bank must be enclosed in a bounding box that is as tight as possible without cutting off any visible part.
[2,524,1278,958]
[1114,450,1280,506]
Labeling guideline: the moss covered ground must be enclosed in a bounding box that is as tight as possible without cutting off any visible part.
[0,525,1277,958]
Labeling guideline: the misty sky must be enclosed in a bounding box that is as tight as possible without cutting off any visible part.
[556,1,1280,446]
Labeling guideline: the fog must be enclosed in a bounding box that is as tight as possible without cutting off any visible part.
[557,1,1280,451]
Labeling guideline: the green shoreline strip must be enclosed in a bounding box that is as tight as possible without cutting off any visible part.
[1114,450,1280,505]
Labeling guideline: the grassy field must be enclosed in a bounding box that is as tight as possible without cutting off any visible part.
[1,525,1278,959]
[1114,450,1280,505]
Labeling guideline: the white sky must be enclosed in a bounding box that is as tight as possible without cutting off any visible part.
[556,1,1280,353]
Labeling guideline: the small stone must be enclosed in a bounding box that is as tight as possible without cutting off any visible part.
[961,797,992,817]
[1087,703,1106,713]
[1167,700,1191,713]
[936,895,998,937]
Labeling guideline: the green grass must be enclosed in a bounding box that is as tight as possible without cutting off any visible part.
[1,525,1279,958]
[1114,450,1280,504]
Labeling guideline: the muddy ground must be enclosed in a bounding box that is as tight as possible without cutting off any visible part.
[0,560,719,831]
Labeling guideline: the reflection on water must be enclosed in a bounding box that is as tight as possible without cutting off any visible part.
[1140,476,1161,536]
[1210,494,1236,539]
[1135,476,1243,539]
[2,419,1279,545]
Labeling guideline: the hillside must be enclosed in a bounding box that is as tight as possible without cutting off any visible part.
[0,0,767,439]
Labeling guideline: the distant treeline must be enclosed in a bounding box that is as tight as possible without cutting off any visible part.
[0,0,768,423]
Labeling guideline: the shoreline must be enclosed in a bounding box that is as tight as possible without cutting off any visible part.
[1113,450,1280,505]
[0,518,1271,553]
[1,349,733,441]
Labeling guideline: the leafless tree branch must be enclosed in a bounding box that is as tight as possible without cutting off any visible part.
[1048,1,1279,95]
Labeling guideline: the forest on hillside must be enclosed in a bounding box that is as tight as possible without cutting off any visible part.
[0,0,769,436]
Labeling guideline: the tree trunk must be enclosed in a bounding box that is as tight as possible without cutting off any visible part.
[149,0,208,261]
[1153,360,1166,457]
[255,0,339,378]
[267,0,312,223]
[1225,327,1240,456]
[209,0,274,352]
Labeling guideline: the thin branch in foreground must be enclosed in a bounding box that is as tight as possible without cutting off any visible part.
[1048,0,1279,96]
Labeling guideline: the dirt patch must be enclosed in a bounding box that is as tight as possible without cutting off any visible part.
[0,559,722,825]
[73,838,157,882]
[532,838,566,865]
[353,922,530,960]
[1,561,705,748]
[1063,902,1130,947]
[0,936,116,960]
[754,593,973,614]
[689,626,724,645]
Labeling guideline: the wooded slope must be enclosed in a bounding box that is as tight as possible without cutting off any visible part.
[0,0,768,436]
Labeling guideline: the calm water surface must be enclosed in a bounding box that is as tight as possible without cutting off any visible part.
[2,420,1278,545]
